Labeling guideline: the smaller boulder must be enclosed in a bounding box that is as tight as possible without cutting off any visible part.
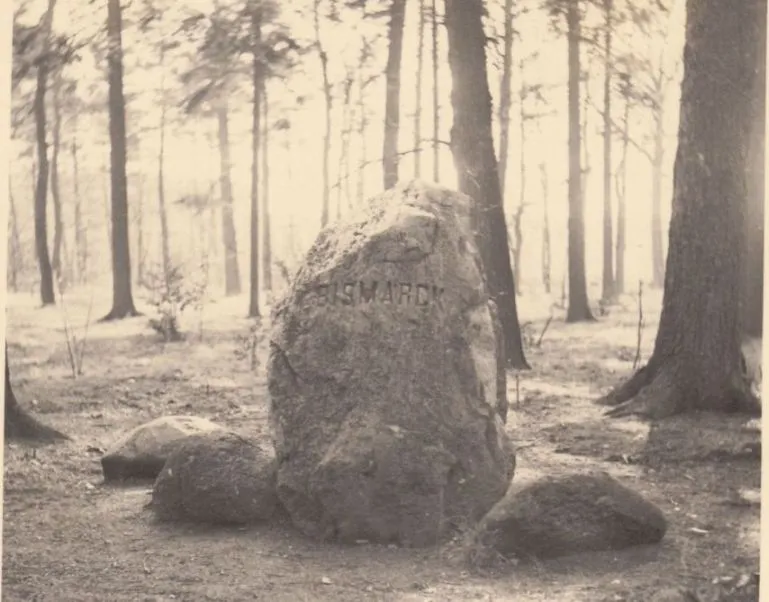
[473,471,667,560]
[152,431,278,525]
[101,415,225,482]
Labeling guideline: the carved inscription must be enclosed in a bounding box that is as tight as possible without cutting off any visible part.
[307,281,444,307]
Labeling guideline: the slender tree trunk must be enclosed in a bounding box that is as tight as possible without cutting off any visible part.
[445,0,529,370]
[71,128,86,284]
[50,68,64,280]
[512,60,527,294]
[601,0,614,301]
[337,77,353,219]
[539,162,551,294]
[650,110,665,289]
[566,0,594,322]
[157,46,172,289]
[5,344,69,442]
[742,0,766,338]
[102,0,138,320]
[498,0,514,198]
[216,103,241,296]
[383,0,406,190]
[262,82,273,294]
[8,183,21,291]
[314,0,332,227]
[431,0,440,182]
[615,98,630,295]
[414,0,425,178]
[601,0,761,418]
[248,8,263,319]
[33,0,57,306]
[356,50,368,205]
[136,176,144,286]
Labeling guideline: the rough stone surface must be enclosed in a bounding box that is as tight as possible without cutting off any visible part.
[152,431,278,524]
[101,415,225,482]
[474,471,667,560]
[268,180,514,547]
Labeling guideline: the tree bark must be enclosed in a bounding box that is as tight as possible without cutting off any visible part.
[498,0,514,198]
[600,0,614,302]
[216,103,241,296]
[445,0,529,370]
[615,98,630,295]
[248,7,263,319]
[566,0,594,322]
[383,0,406,190]
[314,0,332,227]
[102,0,139,320]
[601,0,761,418]
[431,0,440,182]
[33,0,57,306]
[157,45,172,290]
[262,83,273,294]
[5,344,69,443]
[741,0,766,339]
[414,0,425,178]
[71,120,86,284]
[50,68,64,280]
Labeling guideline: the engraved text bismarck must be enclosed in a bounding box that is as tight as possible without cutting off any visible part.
[306,281,444,307]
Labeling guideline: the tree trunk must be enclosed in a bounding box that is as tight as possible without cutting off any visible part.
[601,0,761,418]
[136,176,144,286]
[262,82,273,293]
[600,0,614,302]
[8,183,21,291]
[314,0,332,227]
[512,60,527,294]
[33,0,57,307]
[566,0,594,322]
[511,204,526,296]
[383,0,406,190]
[50,68,64,281]
[157,45,172,289]
[540,162,551,294]
[5,344,69,442]
[216,103,241,296]
[337,76,353,219]
[431,0,440,182]
[650,110,665,289]
[414,0,425,178]
[615,98,630,295]
[71,128,86,284]
[498,0,514,198]
[356,50,368,204]
[248,8,263,319]
[445,0,529,370]
[741,0,766,339]
[102,0,138,320]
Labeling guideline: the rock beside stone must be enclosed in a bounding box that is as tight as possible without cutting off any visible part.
[152,431,278,524]
[268,181,513,546]
[473,471,667,560]
[101,415,225,482]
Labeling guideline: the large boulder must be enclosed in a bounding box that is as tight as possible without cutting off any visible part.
[152,431,278,524]
[473,471,667,560]
[101,415,225,482]
[268,180,514,547]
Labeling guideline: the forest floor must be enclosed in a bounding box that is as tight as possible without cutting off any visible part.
[1,286,761,601]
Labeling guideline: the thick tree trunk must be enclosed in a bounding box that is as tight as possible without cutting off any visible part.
[445,0,529,370]
[216,104,241,296]
[540,162,551,294]
[566,0,594,322]
[498,0,514,199]
[601,0,761,418]
[742,0,766,339]
[414,0,425,178]
[600,0,614,302]
[248,8,263,319]
[314,0,332,227]
[5,344,68,443]
[33,0,57,307]
[615,99,630,295]
[383,0,406,190]
[102,0,139,320]
[431,0,440,182]
[50,69,64,280]
[262,84,273,294]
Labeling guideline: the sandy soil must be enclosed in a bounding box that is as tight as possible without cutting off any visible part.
[2,288,760,601]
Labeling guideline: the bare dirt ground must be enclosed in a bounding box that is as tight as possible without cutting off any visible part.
[2,288,760,601]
